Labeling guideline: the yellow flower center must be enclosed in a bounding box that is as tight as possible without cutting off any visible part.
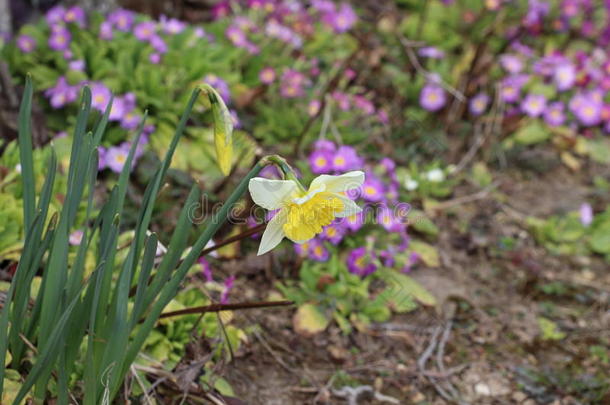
[315,157,327,167]
[583,107,594,117]
[115,154,127,164]
[364,186,377,196]
[283,192,344,242]
[262,71,274,81]
[285,86,297,96]
[355,256,366,268]
[334,156,345,166]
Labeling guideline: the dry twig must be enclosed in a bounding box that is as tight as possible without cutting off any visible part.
[332,385,400,405]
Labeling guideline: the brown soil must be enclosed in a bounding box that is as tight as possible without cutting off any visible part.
[216,162,610,405]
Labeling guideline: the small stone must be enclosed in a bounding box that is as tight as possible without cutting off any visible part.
[328,345,348,362]
[474,382,492,396]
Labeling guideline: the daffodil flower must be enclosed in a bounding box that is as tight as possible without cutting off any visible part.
[249,171,364,255]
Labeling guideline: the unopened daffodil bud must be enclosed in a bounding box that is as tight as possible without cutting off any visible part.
[199,83,233,175]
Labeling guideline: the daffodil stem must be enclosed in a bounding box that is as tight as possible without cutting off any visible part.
[121,159,269,384]
[261,154,306,191]
[165,156,281,264]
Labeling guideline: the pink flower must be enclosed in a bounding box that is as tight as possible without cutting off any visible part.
[543,102,565,126]
[16,35,36,53]
[259,67,276,84]
[220,275,236,304]
[347,247,376,277]
[332,146,362,172]
[105,143,131,173]
[63,6,86,27]
[48,26,71,51]
[324,3,357,33]
[90,82,112,112]
[579,203,593,226]
[108,9,135,31]
[309,150,333,174]
[521,94,547,117]
[69,230,84,246]
[419,84,446,111]
[199,257,213,282]
[361,175,385,202]
[469,93,489,115]
[308,100,321,116]
[308,240,329,262]
[134,21,157,41]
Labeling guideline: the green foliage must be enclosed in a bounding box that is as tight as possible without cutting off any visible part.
[0,79,258,403]
[510,121,551,146]
[142,287,243,366]
[3,7,379,167]
[277,255,422,334]
[538,317,566,341]
[529,206,610,260]
[396,161,456,200]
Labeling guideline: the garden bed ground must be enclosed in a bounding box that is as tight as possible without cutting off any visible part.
[2,2,610,404]
[208,159,610,404]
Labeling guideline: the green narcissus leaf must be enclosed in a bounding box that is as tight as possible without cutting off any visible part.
[293,303,329,336]
[200,84,233,176]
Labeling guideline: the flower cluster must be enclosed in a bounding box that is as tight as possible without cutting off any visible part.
[490,46,610,132]
[298,141,416,276]
[414,0,610,138]
[7,0,376,182]
[214,0,357,38]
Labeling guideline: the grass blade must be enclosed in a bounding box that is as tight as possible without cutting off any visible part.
[18,75,35,233]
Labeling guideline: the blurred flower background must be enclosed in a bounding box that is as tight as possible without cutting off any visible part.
[1,0,610,403]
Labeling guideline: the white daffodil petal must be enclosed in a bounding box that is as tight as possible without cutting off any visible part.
[258,210,288,255]
[248,178,298,210]
[334,194,362,218]
[310,171,365,193]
